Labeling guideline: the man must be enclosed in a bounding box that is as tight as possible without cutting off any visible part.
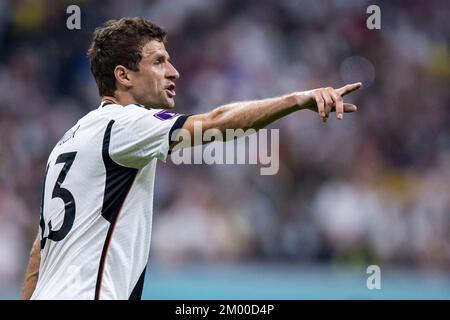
[21,17,361,300]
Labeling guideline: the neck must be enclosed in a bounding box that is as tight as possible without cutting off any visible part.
[101,91,137,106]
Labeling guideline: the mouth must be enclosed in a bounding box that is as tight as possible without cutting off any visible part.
[165,84,176,98]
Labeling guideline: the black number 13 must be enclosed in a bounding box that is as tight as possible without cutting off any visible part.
[40,152,77,249]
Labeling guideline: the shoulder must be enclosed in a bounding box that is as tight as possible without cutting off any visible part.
[112,104,182,124]
[101,103,155,120]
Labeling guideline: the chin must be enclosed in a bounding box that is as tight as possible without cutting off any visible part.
[165,99,175,109]
[142,99,174,110]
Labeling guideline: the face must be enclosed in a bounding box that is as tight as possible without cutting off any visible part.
[129,40,179,109]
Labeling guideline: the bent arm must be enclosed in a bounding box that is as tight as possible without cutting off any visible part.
[20,232,40,300]
[172,83,361,149]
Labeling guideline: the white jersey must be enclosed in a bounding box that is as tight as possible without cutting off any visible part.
[31,102,187,300]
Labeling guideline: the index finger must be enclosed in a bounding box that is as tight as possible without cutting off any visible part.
[336,82,362,96]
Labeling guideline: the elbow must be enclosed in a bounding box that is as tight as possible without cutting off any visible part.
[204,109,225,131]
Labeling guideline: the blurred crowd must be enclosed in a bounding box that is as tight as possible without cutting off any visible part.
[0,0,449,287]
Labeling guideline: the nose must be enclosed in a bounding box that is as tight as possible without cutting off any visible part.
[166,62,180,80]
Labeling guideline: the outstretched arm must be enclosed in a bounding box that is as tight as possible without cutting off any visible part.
[20,232,40,300]
[173,82,362,148]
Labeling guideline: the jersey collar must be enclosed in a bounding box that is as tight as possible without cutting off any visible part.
[98,101,148,109]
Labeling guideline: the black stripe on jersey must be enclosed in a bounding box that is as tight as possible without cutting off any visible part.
[168,115,190,155]
[101,100,114,107]
[95,120,138,300]
[100,120,138,223]
[128,266,147,300]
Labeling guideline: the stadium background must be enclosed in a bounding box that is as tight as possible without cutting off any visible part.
[0,0,449,299]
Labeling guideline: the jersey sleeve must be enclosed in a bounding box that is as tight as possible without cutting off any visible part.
[108,105,188,169]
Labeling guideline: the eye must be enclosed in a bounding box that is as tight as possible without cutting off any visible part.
[154,57,164,65]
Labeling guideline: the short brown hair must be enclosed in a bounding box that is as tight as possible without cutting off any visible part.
[87,17,167,96]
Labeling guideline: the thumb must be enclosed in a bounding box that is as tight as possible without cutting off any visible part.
[343,103,357,113]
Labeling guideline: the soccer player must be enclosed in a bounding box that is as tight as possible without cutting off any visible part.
[21,17,361,300]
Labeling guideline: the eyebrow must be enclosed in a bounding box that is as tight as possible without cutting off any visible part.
[152,52,170,61]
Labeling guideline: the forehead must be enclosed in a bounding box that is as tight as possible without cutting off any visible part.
[141,40,168,58]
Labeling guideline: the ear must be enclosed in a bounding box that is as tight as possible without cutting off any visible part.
[114,65,132,89]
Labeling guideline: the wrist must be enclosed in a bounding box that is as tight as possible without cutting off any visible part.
[288,92,311,110]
